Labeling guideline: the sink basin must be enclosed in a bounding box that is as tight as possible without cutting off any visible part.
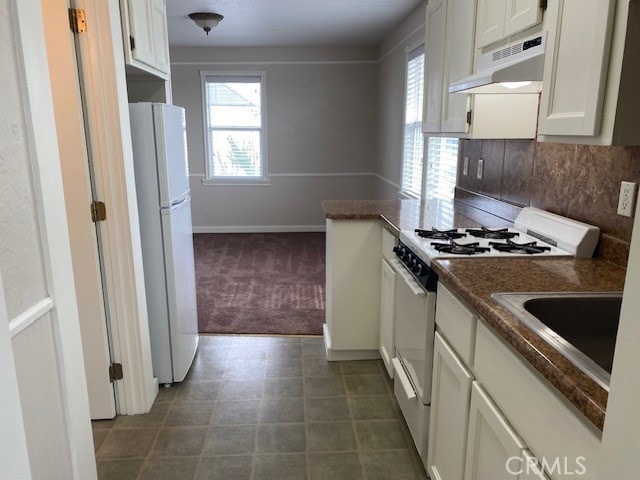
[491,292,623,390]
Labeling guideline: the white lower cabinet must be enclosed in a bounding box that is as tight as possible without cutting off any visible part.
[464,382,526,480]
[428,332,474,480]
[379,257,398,377]
[518,451,550,480]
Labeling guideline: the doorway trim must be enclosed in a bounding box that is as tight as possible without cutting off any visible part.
[70,0,157,414]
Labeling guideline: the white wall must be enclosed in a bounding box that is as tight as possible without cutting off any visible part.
[374,2,427,199]
[171,46,380,231]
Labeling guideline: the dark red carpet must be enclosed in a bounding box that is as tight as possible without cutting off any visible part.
[194,232,325,335]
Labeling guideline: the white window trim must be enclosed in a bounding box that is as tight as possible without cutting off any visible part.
[400,44,426,199]
[199,70,269,185]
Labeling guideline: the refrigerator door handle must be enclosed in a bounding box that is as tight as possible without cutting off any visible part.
[164,195,191,214]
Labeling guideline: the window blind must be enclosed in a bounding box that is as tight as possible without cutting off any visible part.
[204,75,265,179]
[426,137,459,200]
[401,45,426,198]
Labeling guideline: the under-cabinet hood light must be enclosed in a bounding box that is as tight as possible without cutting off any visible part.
[450,33,547,94]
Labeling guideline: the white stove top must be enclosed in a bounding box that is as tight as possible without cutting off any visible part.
[398,207,601,265]
[399,227,572,265]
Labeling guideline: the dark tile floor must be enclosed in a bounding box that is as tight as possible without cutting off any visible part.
[93,335,428,480]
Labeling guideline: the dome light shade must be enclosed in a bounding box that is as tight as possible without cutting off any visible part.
[188,12,224,35]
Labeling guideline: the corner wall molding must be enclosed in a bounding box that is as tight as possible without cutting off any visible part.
[193,225,326,234]
[172,60,377,66]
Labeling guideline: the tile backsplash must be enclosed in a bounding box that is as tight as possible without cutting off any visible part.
[458,139,640,243]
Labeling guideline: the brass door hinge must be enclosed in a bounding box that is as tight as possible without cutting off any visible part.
[466,110,473,125]
[109,363,124,382]
[68,9,87,34]
[90,201,106,222]
[130,36,136,50]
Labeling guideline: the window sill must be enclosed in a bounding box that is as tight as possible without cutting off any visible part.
[201,178,272,187]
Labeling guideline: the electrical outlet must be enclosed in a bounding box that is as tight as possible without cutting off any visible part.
[463,157,469,176]
[617,181,637,217]
[477,158,484,180]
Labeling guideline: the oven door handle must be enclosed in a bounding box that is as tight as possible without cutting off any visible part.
[392,358,417,399]
[397,266,426,296]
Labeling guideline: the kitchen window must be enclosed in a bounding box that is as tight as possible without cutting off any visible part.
[201,72,267,184]
[425,137,459,225]
[400,44,426,198]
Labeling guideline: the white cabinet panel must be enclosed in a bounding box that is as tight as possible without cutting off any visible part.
[504,0,543,37]
[538,0,616,136]
[441,0,475,133]
[476,0,507,48]
[423,0,446,133]
[380,258,399,377]
[428,332,474,480]
[434,283,476,365]
[151,0,170,74]
[518,451,550,480]
[464,382,526,480]
[127,0,155,68]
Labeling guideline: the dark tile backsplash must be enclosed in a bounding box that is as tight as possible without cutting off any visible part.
[457,139,640,243]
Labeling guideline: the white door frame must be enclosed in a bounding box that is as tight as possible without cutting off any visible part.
[69,0,157,414]
[0,275,32,480]
[11,0,96,477]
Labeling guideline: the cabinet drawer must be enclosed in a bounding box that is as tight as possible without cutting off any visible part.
[381,226,398,261]
[474,320,601,480]
[436,283,477,365]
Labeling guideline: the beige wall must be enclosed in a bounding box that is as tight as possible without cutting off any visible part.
[170,46,380,231]
[374,2,427,198]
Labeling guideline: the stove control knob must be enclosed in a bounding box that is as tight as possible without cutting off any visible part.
[411,262,422,274]
[403,253,412,263]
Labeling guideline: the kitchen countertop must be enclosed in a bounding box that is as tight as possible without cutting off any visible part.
[322,198,627,430]
[321,198,513,234]
[432,257,625,430]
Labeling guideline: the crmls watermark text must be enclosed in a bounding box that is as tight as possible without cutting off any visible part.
[506,456,588,476]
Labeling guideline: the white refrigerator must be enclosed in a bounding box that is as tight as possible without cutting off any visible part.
[129,103,199,385]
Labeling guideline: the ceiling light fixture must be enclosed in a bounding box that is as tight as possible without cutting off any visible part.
[188,12,224,35]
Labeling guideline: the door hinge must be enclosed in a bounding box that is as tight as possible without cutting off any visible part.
[68,9,87,34]
[90,201,107,222]
[130,36,135,50]
[540,0,547,10]
[109,363,124,382]
[466,110,473,125]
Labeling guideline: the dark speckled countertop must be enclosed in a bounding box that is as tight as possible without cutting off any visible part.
[432,258,625,430]
[322,199,628,430]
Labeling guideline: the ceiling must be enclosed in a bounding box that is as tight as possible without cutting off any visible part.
[166,0,424,48]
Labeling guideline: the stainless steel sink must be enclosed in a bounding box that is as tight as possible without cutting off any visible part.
[491,292,623,390]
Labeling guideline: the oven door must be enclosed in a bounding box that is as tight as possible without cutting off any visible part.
[394,265,437,404]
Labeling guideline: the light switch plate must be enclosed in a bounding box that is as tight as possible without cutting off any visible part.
[463,157,469,176]
[477,158,484,180]
[617,181,637,217]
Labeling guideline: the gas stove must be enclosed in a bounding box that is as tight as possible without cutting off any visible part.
[393,208,600,290]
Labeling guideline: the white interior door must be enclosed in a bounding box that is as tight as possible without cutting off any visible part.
[42,0,115,419]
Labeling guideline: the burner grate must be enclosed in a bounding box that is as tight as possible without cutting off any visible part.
[431,241,491,256]
[489,239,551,255]
[466,227,520,240]
[416,228,467,240]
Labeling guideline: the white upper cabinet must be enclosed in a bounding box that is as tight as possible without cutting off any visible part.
[423,0,475,135]
[120,0,171,78]
[538,0,640,145]
[423,0,447,133]
[476,0,543,49]
[504,0,544,37]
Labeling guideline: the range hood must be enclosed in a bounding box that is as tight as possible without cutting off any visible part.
[450,32,546,94]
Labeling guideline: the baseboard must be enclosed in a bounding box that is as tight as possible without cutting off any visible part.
[193,225,326,233]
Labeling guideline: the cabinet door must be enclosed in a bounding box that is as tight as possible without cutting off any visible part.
[464,382,526,480]
[423,0,446,133]
[441,0,476,133]
[504,0,543,37]
[379,258,397,377]
[517,451,550,480]
[428,332,474,480]
[476,0,507,48]
[127,0,156,68]
[150,0,170,74]
[538,0,616,136]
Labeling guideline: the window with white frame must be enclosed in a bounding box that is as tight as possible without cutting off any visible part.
[202,72,266,182]
[401,45,426,198]
[425,137,459,226]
